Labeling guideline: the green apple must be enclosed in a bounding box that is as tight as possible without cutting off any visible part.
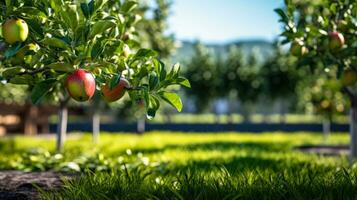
[2,19,29,44]
[290,41,308,57]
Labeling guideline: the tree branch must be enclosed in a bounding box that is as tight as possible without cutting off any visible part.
[17,67,47,76]
[342,86,357,103]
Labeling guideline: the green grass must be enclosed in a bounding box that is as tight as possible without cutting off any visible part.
[51,113,349,124]
[1,132,357,199]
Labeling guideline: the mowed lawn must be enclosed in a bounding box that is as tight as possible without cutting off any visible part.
[1,132,357,199]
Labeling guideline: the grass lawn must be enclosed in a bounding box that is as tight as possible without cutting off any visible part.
[0,132,356,199]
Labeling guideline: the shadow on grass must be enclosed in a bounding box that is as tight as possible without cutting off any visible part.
[123,141,301,173]
[126,141,290,155]
[0,138,16,153]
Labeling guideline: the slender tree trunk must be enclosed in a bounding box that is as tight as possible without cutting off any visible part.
[137,118,145,134]
[350,101,357,161]
[24,104,38,135]
[56,100,68,152]
[92,109,100,144]
[227,96,235,124]
[39,113,50,134]
[279,99,286,124]
[322,118,330,143]
[164,109,172,123]
[241,103,251,123]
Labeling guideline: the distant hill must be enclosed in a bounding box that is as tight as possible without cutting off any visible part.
[171,39,274,64]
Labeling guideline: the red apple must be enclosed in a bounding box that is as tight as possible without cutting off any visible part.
[290,40,308,57]
[329,32,345,51]
[101,78,130,102]
[65,69,96,102]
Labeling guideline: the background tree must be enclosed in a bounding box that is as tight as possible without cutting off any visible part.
[184,42,217,113]
[260,44,302,123]
[276,0,357,158]
[218,46,244,123]
[234,50,263,122]
[136,0,175,59]
[298,76,348,140]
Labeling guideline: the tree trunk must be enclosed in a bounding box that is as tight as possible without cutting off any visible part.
[228,113,234,124]
[137,118,145,134]
[322,118,330,143]
[56,101,68,152]
[92,109,100,144]
[24,105,38,135]
[214,114,220,124]
[279,100,286,124]
[350,102,357,161]
[164,109,172,123]
[241,103,251,123]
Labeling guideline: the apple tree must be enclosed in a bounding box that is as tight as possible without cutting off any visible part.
[183,42,218,113]
[260,44,303,123]
[298,75,348,140]
[226,47,263,122]
[276,0,357,158]
[0,0,189,151]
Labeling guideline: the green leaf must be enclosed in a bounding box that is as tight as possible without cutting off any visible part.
[160,67,167,82]
[153,59,166,81]
[91,39,104,59]
[14,7,47,18]
[94,0,108,11]
[143,87,150,109]
[274,8,289,23]
[174,77,191,88]
[50,0,64,13]
[88,0,95,15]
[88,20,116,39]
[147,94,160,119]
[159,91,183,112]
[109,74,120,90]
[47,62,74,72]
[121,1,138,13]
[80,3,90,18]
[149,72,159,90]
[136,66,149,79]
[42,38,68,49]
[61,5,79,31]
[2,67,25,79]
[5,0,13,15]
[168,63,180,79]
[26,19,44,38]
[134,49,157,60]
[31,79,57,104]
[9,75,33,85]
[4,43,22,58]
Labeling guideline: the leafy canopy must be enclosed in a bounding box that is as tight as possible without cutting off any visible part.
[0,0,190,118]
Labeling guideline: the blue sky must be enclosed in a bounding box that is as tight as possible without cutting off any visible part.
[167,0,284,43]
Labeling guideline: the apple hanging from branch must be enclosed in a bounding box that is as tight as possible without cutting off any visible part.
[65,69,96,102]
[2,18,28,44]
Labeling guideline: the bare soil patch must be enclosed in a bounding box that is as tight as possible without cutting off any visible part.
[0,171,76,200]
